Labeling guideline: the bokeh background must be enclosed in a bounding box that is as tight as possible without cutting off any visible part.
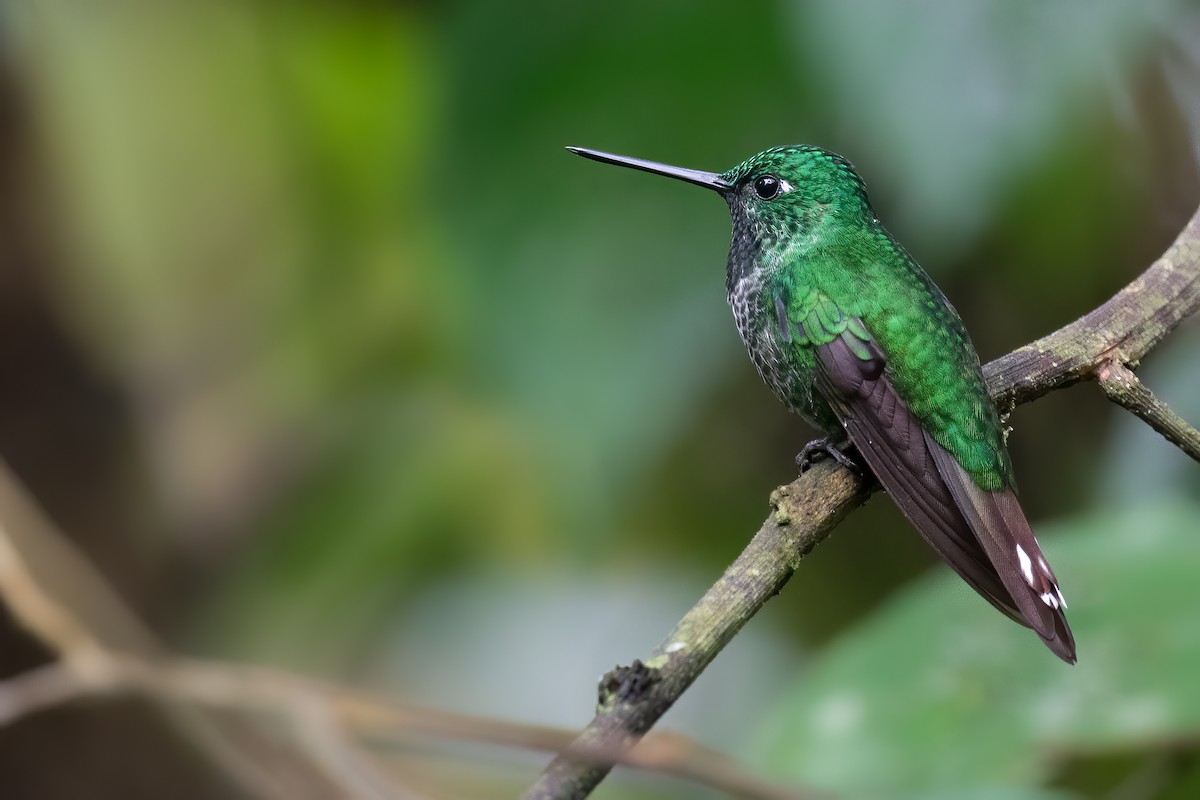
[1,1,1199,798]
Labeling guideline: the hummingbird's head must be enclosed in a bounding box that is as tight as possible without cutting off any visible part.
[566,144,875,264]
[718,145,873,238]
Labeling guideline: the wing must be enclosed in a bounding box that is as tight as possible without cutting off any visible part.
[807,314,1076,663]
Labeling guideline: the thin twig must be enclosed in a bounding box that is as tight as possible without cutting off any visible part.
[292,695,416,800]
[0,515,109,675]
[523,204,1200,800]
[1096,359,1200,462]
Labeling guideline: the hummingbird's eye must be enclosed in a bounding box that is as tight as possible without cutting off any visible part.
[753,175,780,200]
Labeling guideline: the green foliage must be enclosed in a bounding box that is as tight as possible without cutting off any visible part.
[752,500,1200,797]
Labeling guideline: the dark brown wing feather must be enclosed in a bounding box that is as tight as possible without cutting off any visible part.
[813,329,1076,663]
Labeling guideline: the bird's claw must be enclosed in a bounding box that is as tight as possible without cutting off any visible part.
[795,436,861,475]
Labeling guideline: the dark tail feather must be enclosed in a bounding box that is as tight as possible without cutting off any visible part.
[925,433,1076,664]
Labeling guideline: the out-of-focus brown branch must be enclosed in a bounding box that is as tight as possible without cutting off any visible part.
[0,654,808,800]
[0,463,807,799]
[523,205,1200,800]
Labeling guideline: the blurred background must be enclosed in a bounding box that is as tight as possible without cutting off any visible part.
[0,1,1199,798]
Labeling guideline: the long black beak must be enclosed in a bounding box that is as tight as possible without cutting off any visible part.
[566,146,730,192]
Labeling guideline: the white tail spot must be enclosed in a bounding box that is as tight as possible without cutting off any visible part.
[1016,545,1035,586]
[1040,585,1068,611]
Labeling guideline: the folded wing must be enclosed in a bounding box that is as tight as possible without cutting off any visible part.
[812,324,1076,663]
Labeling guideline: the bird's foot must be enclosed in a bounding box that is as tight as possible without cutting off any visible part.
[795,436,861,475]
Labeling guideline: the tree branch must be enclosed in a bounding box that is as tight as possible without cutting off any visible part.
[523,204,1200,800]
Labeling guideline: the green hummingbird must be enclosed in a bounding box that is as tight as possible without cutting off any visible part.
[568,144,1075,663]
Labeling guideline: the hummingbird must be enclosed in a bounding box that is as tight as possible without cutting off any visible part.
[568,144,1075,663]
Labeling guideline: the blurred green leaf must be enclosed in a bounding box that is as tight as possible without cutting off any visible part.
[789,0,1185,258]
[194,386,552,665]
[27,1,452,536]
[906,790,1081,800]
[750,499,1200,796]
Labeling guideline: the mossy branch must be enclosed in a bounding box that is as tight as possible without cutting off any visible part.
[523,205,1200,800]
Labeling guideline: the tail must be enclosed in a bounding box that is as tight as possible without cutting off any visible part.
[925,432,1076,663]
